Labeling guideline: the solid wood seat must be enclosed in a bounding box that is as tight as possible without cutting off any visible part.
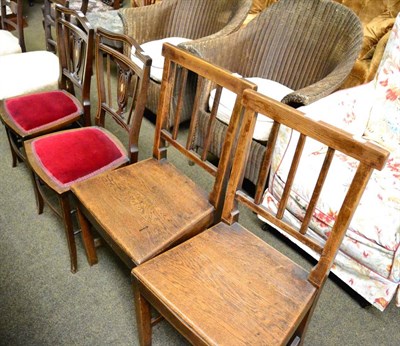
[70,43,256,270]
[132,89,389,345]
[72,158,214,266]
[134,221,316,345]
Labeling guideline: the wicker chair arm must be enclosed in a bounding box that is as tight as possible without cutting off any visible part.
[281,62,359,108]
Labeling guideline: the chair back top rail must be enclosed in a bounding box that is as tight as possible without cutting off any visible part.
[222,89,389,288]
[94,26,151,163]
[155,42,256,216]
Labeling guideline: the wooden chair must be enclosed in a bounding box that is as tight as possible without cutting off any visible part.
[23,26,151,273]
[0,0,26,53]
[131,89,389,345]
[1,5,93,168]
[70,43,256,270]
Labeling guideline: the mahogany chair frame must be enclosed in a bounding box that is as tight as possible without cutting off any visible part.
[0,0,26,51]
[42,0,69,53]
[132,89,389,345]
[24,24,151,273]
[70,43,256,270]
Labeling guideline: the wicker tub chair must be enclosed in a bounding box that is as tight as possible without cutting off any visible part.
[186,0,363,187]
[118,0,252,119]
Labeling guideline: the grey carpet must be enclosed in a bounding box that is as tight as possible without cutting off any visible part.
[0,1,398,345]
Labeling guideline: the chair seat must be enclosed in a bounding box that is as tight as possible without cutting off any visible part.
[0,51,59,100]
[71,158,215,266]
[0,30,21,56]
[133,221,317,345]
[1,90,82,137]
[25,127,128,193]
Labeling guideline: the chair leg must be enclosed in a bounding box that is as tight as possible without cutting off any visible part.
[77,208,98,266]
[133,279,152,346]
[59,194,78,273]
[5,128,19,168]
[30,171,44,215]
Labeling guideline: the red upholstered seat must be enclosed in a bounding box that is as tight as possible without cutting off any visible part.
[31,127,128,188]
[4,90,82,135]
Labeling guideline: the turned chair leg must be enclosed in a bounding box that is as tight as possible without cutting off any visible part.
[77,208,98,266]
[133,280,152,346]
[60,194,78,273]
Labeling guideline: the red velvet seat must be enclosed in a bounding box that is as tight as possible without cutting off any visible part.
[30,127,128,188]
[0,7,94,167]
[3,90,81,135]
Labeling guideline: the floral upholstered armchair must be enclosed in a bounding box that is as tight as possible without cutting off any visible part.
[260,13,400,311]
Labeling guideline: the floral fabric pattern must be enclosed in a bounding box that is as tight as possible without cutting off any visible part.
[260,13,400,311]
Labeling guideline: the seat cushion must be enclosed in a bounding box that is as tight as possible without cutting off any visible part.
[0,51,59,100]
[3,90,82,136]
[131,37,192,82]
[133,221,316,345]
[86,10,123,48]
[210,77,293,141]
[69,0,113,13]
[30,127,128,189]
[0,30,21,56]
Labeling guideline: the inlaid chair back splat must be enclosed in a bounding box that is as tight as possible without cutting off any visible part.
[56,5,93,126]
[70,43,256,270]
[94,27,151,162]
[0,0,25,52]
[132,89,389,345]
[23,26,151,273]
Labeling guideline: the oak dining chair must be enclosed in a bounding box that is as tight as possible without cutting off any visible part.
[70,43,256,270]
[131,89,389,345]
[23,26,151,273]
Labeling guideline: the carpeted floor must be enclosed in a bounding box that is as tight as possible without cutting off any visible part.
[0,1,398,345]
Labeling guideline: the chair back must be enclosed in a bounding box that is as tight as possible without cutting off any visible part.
[232,0,362,93]
[94,27,151,163]
[55,4,94,126]
[43,0,69,53]
[163,0,251,39]
[222,89,389,288]
[154,43,256,218]
[0,0,25,51]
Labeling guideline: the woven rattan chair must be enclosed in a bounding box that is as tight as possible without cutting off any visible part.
[188,0,363,187]
[118,0,252,120]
